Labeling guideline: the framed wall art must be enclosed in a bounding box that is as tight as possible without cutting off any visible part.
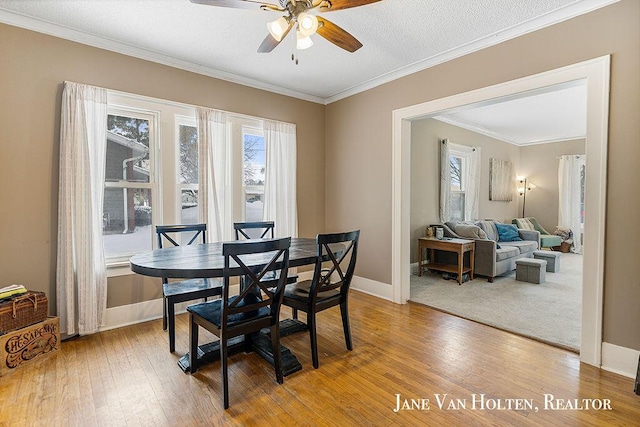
[489,158,514,201]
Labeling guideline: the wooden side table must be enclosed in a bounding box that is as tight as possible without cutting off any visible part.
[417,237,475,285]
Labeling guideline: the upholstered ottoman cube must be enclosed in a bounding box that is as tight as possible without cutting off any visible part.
[515,258,547,284]
[533,250,560,272]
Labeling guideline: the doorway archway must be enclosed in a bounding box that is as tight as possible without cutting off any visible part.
[391,56,610,367]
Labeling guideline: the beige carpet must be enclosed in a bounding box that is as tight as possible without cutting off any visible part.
[410,253,582,351]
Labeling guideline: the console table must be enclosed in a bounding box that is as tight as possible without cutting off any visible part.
[417,237,475,285]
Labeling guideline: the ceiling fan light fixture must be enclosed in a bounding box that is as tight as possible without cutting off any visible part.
[296,30,313,50]
[267,16,289,42]
[297,12,318,37]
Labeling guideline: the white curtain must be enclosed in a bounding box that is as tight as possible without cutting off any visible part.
[439,139,451,223]
[262,120,298,238]
[558,155,585,254]
[464,147,481,221]
[197,107,234,242]
[56,81,108,335]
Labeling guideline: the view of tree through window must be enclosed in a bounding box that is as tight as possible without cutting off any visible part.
[103,113,154,259]
[450,154,465,221]
[243,133,265,223]
[179,124,198,224]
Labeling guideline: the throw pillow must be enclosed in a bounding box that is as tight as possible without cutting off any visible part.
[475,220,498,242]
[518,218,535,230]
[495,223,522,242]
[454,224,488,240]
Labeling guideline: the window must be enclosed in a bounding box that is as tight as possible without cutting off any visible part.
[449,151,467,222]
[103,110,156,262]
[177,117,199,225]
[104,93,197,267]
[243,131,265,224]
[101,92,295,272]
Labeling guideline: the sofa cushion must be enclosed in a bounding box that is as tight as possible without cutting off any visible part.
[475,220,498,241]
[501,240,537,254]
[454,224,488,240]
[495,223,522,242]
[495,246,520,261]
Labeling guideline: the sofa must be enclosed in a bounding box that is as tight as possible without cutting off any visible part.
[440,220,540,282]
[512,217,562,249]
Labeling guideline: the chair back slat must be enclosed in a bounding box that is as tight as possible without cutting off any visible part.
[222,238,290,325]
[156,224,206,249]
[309,230,360,298]
[233,221,275,240]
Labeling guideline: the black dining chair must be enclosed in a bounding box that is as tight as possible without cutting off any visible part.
[233,221,275,240]
[282,230,360,368]
[187,237,291,409]
[156,224,222,353]
[234,221,297,285]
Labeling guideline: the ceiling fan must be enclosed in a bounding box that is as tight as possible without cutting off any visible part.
[190,0,381,53]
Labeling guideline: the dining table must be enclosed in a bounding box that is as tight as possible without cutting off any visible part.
[129,237,326,376]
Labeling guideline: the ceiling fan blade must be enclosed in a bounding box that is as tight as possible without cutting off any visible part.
[317,0,381,12]
[257,20,294,53]
[189,0,282,11]
[316,17,362,52]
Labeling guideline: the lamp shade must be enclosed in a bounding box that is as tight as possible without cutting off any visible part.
[267,16,289,41]
[298,13,318,37]
[296,30,313,50]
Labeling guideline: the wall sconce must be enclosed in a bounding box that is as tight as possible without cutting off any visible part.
[517,176,536,217]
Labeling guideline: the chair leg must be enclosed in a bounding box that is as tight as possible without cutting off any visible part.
[308,312,319,369]
[162,295,167,331]
[340,299,353,351]
[292,308,298,320]
[221,338,229,409]
[168,298,176,353]
[271,323,284,384]
[189,314,199,374]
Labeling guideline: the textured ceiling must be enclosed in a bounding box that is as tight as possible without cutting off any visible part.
[0,0,616,104]
[435,82,587,145]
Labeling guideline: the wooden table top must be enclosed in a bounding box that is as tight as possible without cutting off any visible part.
[418,237,475,245]
[130,237,321,279]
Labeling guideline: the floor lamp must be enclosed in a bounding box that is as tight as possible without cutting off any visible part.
[517,177,536,217]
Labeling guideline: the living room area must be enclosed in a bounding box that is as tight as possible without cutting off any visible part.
[408,84,586,352]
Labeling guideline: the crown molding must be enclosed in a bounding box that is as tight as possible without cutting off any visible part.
[323,0,619,104]
[432,115,586,146]
[0,0,619,105]
[0,9,325,105]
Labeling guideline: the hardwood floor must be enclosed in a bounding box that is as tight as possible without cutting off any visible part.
[1,291,638,426]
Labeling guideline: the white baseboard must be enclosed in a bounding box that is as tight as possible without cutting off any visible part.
[601,342,640,379]
[102,275,391,329]
[101,285,240,332]
[351,275,393,301]
[101,298,164,331]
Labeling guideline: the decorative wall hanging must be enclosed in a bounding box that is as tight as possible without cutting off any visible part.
[489,158,514,201]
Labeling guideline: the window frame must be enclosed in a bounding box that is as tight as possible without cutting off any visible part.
[175,115,199,225]
[449,144,472,222]
[241,125,266,223]
[105,92,197,276]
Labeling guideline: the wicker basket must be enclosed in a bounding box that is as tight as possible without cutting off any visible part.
[0,291,48,335]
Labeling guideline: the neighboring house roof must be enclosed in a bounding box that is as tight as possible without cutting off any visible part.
[107,130,148,155]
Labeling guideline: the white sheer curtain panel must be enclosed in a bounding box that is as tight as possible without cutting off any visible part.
[439,139,451,223]
[558,154,586,254]
[56,81,108,335]
[262,120,298,238]
[197,107,234,242]
[464,147,481,221]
